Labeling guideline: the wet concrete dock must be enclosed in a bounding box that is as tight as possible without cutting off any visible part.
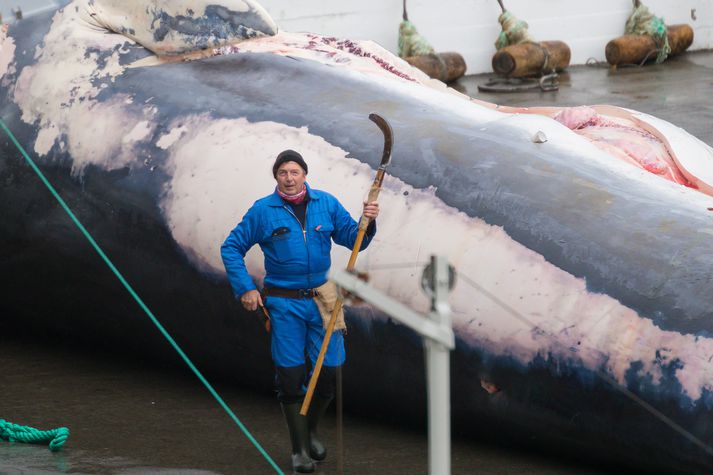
[457,50,713,148]
[3,50,713,474]
[1,337,607,475]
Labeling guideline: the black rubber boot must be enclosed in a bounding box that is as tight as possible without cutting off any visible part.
[280,402,315,473]
[307,395,333,461]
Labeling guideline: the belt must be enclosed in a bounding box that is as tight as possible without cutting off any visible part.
[264,287,318,299]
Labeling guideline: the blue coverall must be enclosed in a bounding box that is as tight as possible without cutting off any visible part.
[221,183,375,401]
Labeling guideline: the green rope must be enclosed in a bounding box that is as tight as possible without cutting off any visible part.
[495,11,534,50]
[0,119,284,475]
[625,3,670,64]
[0,419,69,451]
[398,19,435,58]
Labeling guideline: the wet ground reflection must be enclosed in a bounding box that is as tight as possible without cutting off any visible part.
[0,337,607,474]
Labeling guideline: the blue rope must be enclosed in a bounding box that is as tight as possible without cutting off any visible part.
[0,119,284,475]
[0,419,69,451]
[625,4,671,64]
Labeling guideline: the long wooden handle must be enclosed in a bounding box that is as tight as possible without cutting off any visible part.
[301,299,344,415]
[301,210,375,415]
[301,174,384,416]
[301,115,392,417]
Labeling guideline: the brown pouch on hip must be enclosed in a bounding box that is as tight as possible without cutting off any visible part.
[314,281,346,331]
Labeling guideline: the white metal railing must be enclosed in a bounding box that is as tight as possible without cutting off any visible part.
[330,254,455,475]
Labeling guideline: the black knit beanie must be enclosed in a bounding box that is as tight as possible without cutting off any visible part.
[272,150,308,178]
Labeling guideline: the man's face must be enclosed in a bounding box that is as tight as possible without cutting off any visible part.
[275,161,306,195]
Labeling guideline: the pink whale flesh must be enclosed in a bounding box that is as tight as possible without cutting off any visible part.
[554,106,694,188]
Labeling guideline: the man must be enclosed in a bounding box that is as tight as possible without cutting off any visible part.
[221,150,378,473]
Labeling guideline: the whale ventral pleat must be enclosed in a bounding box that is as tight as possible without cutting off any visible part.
[84,0,278,56]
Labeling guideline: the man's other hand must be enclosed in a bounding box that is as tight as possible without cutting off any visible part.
[240,289,263,311]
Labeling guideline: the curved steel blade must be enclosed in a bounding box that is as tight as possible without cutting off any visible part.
[369,113,393,168]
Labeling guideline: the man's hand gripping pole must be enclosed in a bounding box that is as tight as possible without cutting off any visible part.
[300,113,393,416]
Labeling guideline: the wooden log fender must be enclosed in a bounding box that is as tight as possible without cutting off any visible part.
[404,52,467,83]
[492,41,571,78]
[605,24,694,66]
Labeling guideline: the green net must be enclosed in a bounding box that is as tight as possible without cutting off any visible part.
[495,11,534,50]
[625,4,670,64]
[398,20,435,58]
[0,419,70,451]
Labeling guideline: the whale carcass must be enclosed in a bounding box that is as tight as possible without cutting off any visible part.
[2,1,713,473]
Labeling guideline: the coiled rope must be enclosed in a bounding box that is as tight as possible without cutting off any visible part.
[625,3,670,64]
[0,420,69,451]
[495,11,534,50]
[398,20,435,58]
[0,119,284,474]
[398,0,435,58]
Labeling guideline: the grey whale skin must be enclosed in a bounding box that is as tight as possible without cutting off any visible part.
[2,2,713,473]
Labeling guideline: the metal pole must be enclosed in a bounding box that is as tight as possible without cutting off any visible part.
[425,255,452,475]
[425,340,450,475]
[337,365,344,474]
[329,256,454,475]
